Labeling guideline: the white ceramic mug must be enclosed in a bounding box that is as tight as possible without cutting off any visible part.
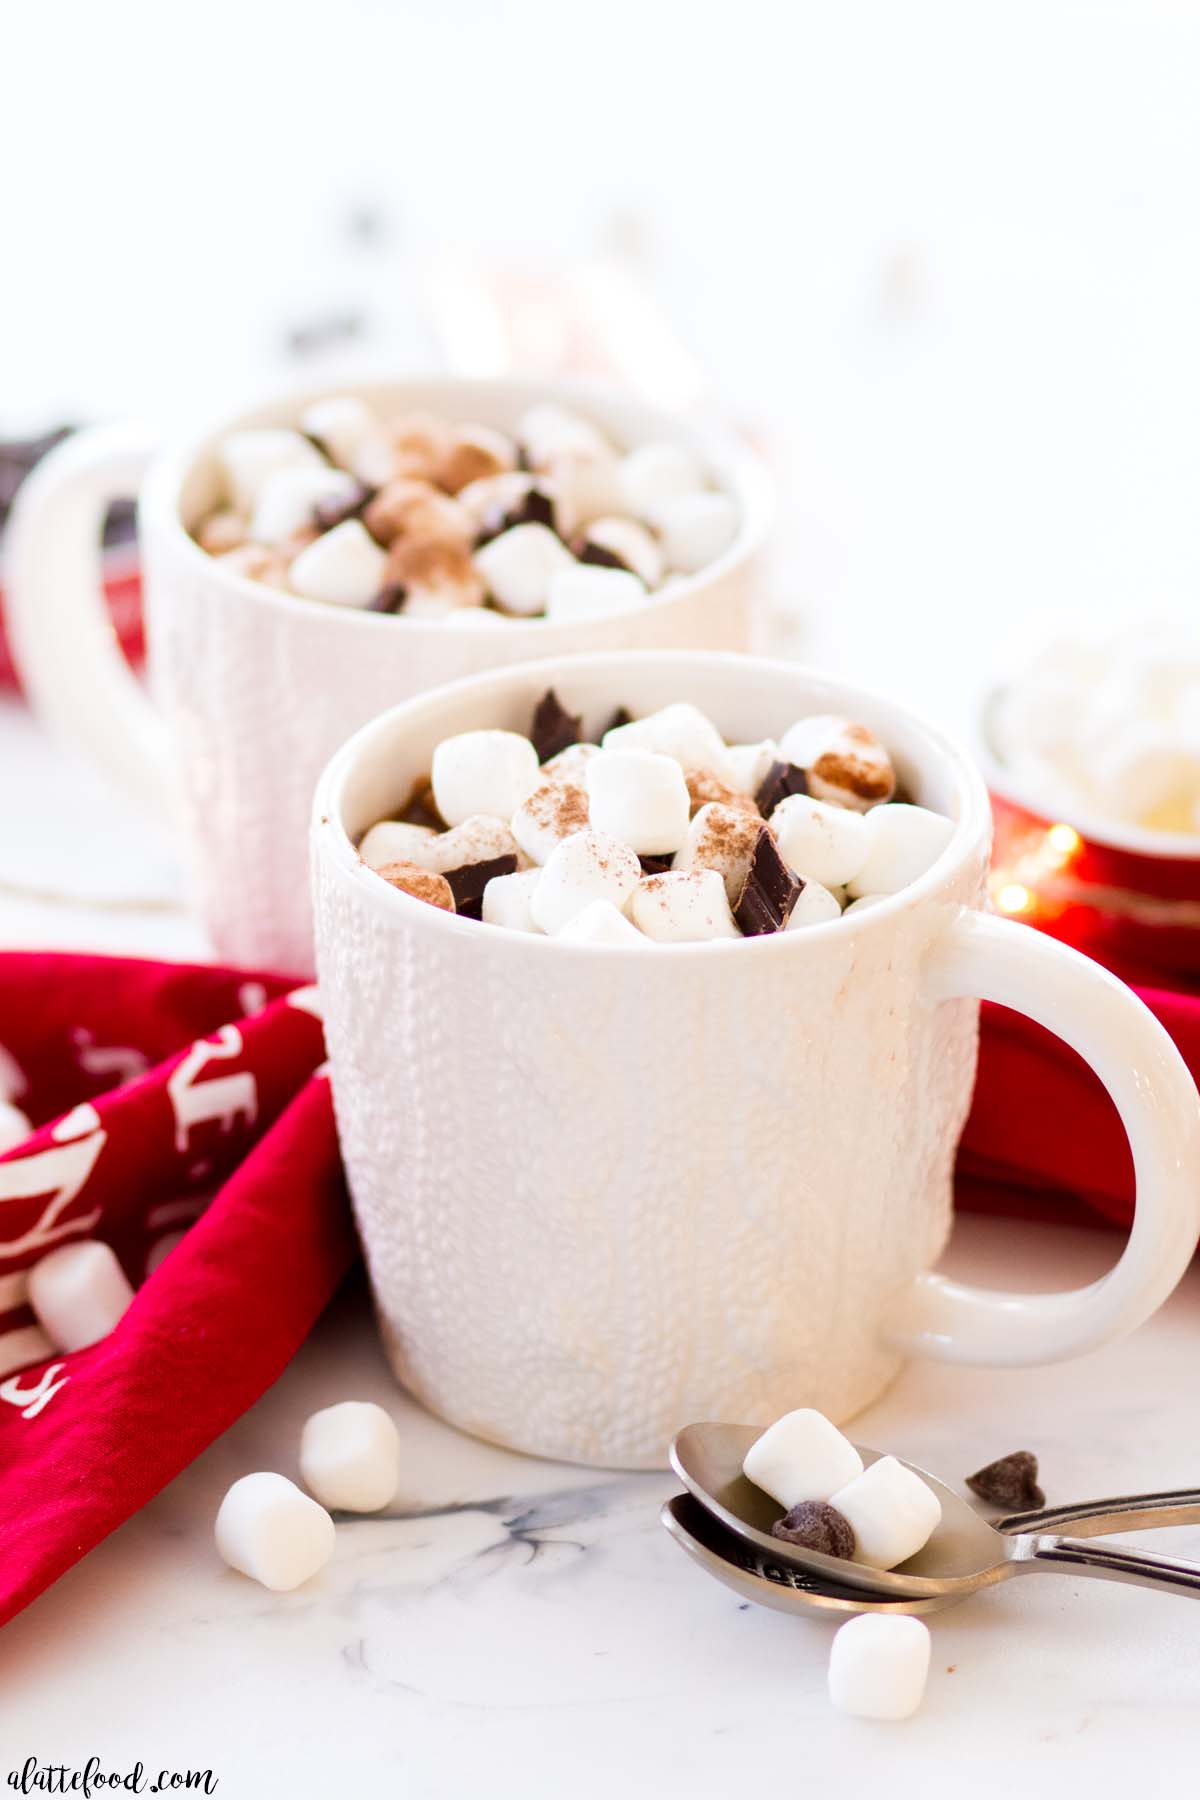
[5,378,769,975]
[312,650,1200,1469]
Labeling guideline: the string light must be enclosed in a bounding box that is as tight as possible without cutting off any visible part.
[1046,822,1082,861]
[996,883,1033,915]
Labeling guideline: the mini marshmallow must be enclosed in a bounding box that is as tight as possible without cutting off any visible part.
[434,423,517,494]
[482,867,544,933]
[586,748,691,854]
[828,1615,932,1721]
[218,428,322,512]
[830,1455,942,1569]
[556,898,647,946]
[511,771,591,864]
[298,395,377,470]
[673,802,763,901]
[458,471,542,533]
[602,703,730,780]
[28,1240,134,1353]
[0,1100,32,1154]
[217,544,290,589]
[384,538,485,612]
[844,804,955,898]
[359,821,437,871]
[215,1472,335,1592]
[376,863,455,910]
[431,729,540,827]
[770,794,871,889]
[656,491,738,573]
[251,466,362,547]
[365,481,474,550]
[299,1401,401,1512]
[724,740,778,796]
[529,831,641,936]
[517,402,611,470]
[542,741,600,782]
[786,879,844,927]
[424,816,522,875]
[288,519,388,608]
[630,870,740,943]
[545,564,646,623]
[549,453,625,537]
[196,509,246,556]
[842,893,888,915]
[619,441,708,522]
[475,524,575,616]
[778,715,896,811]
[576,516,664,589]
[742,1407,864,1509]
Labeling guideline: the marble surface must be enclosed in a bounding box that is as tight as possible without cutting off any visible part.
[2,1221,1199,1795]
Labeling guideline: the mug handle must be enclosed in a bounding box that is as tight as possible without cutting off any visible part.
[887,909,1200,1364]
[5,422,175,828]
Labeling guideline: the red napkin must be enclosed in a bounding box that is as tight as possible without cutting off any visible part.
[0,953,353,1629]
[0,947,1193,1631]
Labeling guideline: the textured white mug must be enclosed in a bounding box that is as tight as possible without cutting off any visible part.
[312,651,1200,1469]
[5,378,768,975]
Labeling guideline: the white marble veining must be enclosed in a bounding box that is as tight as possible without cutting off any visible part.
[1,1222,1199,1796]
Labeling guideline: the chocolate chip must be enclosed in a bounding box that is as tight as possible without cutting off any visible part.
[638,854,674,875]
[442,853,518,917]
[398,780,446,832]
[597,706,632,741]
[531,688,583,763]
[369,583,407,614]
[313,481,374,532]
[966,1451,1044,1511]
[734,828,803,935]
[474,483,556,546]
[754,759,807,816]
[575,535,630,574]
[772,1501,856,1560]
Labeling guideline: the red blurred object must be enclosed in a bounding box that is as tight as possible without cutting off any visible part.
[0,551,143,693]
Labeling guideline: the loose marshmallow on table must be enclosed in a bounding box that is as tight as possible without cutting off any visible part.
[215,1472,335,1591]
[786,879,844,927]
[656,491,738,573]
[289,520,388,607]
[250,466,362,547]
[556,898,647,945]
[602,702,730,779]
[300,1401,401,1512]
[673,802,763,901]
[828,1615,932,1721]
[742,1407,865,1509]
[474,523,575,616]
[770,793,871,889]
[545,564,646,623]
[576,516,664,589]
[619,440,708,522]
[482,867,543,933]
[844,804,955,898]
[28,1240,134,1353]
[218,427,322,513]
[0,1100,32,1154]
[530,831,641,935]
[431,730,540,828]
[830,1455,942,1569]
[778,714,896,811]
[298,395,377,470]
[586,748,691,855]
[630,869,740,943]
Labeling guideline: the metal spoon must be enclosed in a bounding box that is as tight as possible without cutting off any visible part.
[671,1422,1200,1605]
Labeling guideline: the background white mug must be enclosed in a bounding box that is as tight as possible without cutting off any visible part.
[5,377,769,974]
[311,650,1200,1469]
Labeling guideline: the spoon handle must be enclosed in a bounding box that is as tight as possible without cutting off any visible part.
[999,1489,1200,1539]
[1029,1535,1200,1600]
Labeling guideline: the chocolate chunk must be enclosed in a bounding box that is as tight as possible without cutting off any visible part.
[772,1501,856,1560]
[734,828,803,936]
[475,482,556,546]
[754,759,807,816]
[597,706,632,741]
[966,1451,1044,1511]
[313,481,374,532]
[442,853,518,918]
[531,688,583,763]
[398,780,446,831]
[369,583,407,614]
[575,536,629,574]
[639,853,674,875]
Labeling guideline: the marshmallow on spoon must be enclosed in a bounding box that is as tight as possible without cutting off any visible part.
[630,870,740,943]
[830,1455,942,1569]
[482,868,543,933]
[215,1472,335,1592]
[556,898,648,945]
[828,1615,932,1721]
[602,703,730,780]
[431,730,540,828]
[844,804,955,898]
[769,794,871,889]
[474,524,575,615]
[28,1240,134,1352]
[586,749,691,855]
[299,1401,401,1512]
[742,1407,864,1509]
[0,1100,32,1154]
[545,565,646,623]
[289,520,388,607]
[530,831,641,935]
[656,491,738,573]
[218,428,322,513]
